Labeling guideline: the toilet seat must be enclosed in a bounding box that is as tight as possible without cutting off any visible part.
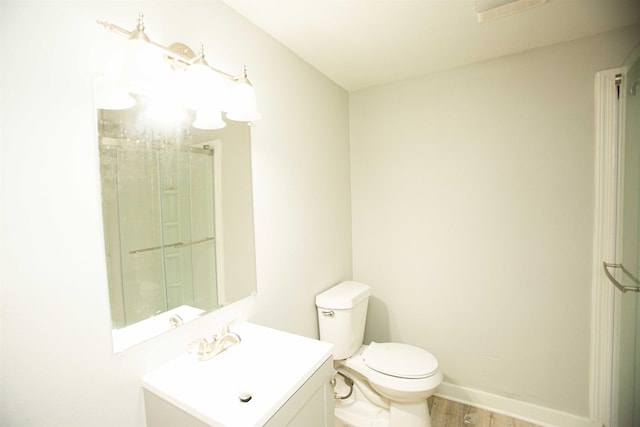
[340,344,443,402]
[363,342,439,379]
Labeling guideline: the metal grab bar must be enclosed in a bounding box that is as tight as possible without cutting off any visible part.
[603,262,640,293]
[129,236,214,255]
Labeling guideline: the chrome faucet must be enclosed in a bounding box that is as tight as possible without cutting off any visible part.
[191,322,242,361]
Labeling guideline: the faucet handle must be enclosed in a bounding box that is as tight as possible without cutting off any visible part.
[221,319,237,335]
[169,314,183,328]
[189,338,209,357]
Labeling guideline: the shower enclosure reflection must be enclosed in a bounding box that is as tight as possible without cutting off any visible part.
[97,98,257,351]
[100,138,220,327]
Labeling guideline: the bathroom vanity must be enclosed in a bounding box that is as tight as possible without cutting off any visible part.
[142,322,335,426]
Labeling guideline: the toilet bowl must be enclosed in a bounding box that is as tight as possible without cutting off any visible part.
[316,281,442,427]
[342,343,443,402]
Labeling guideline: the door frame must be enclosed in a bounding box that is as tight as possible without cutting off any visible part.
[591,68,622,427]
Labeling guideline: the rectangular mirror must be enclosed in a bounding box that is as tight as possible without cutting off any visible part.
[96,95,257,352]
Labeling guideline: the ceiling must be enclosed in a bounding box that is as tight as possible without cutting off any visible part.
[221,0,640,92]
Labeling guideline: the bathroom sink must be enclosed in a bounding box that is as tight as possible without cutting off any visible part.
[142,322,333,426]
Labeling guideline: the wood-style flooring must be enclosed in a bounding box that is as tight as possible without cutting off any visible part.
[428,397,543,427]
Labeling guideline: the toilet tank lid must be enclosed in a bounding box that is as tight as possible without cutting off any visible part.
[316,281,371,309]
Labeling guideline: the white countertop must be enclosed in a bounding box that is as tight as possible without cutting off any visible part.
[142,322,333,426]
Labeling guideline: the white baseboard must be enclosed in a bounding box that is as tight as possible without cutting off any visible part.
[435,382,600,427]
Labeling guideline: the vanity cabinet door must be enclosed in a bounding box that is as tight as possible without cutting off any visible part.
[143,389,210,427]
[265,357,335,427]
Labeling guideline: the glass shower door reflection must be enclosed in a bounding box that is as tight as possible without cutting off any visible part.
[158,149,195,311]
[117,146,167,326]
[157,147,219,313]
[101,141,219,329]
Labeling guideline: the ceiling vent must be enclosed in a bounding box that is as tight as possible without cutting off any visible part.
[475,0,547,22]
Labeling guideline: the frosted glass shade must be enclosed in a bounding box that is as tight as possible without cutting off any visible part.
[225,81,261,122]
[193,107,226,130]
[184,63,228,110]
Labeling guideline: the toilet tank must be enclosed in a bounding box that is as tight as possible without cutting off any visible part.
[316,281,371,360]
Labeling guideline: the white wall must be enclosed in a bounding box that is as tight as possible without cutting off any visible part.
[350,24,640,420]
[0,2,351,426]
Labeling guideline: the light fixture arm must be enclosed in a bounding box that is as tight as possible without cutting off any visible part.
[97,14,239,81]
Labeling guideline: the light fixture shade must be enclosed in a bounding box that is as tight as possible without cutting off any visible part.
[183,63,229,110]
[225,80,261,122]
[94,76,136,110]
[193,107,226,130]
[120,38,166,94]
[144,94,188,128]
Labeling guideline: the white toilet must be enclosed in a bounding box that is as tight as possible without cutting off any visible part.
[316,281,443,427]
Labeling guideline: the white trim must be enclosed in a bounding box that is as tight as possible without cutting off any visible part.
[436,382,599,427]
[590,68,621,427]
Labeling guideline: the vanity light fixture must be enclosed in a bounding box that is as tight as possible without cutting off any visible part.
[97,12,261,128]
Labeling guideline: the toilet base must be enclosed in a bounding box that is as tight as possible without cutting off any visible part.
[333,368,431,427]
[335,400,431,427]
[389,401,431,427]
[335,401,389,427]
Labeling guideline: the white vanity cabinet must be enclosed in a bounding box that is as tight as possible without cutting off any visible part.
[142,322,335,427]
